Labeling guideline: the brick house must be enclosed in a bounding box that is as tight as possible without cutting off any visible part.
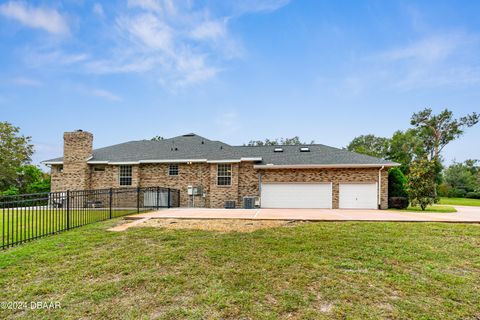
[43,130,398,209]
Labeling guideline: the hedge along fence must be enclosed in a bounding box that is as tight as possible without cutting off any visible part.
[0,186,180,249]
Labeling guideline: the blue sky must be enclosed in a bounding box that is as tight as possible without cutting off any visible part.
[1,0,479,168]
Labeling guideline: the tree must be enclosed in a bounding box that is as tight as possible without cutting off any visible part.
[151,136,164,141]
[387,129,426,174]
[442,160,479,196]
[346,134,390,158]
[407,159,437,210]
[15,165,50,193]
[388,167,408,198]
[410,108,479,161]
[246,136,314,146]
[0,122,34,191]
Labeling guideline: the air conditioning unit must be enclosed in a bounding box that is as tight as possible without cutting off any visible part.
[243,196,258,209]
[224,200,236,209]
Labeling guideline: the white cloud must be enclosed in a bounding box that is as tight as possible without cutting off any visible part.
[191,19,227,40]
[5,0,286,88]
[93,3,104,17]
[89,89,122,102]
[25,50,88,68]
[335,32,480,94]
[86,1,236,87]
[120,13,172,51]
[12,77,42,87]
[0,1,69,35]
[230,0,291,14]
[128,0,162,13]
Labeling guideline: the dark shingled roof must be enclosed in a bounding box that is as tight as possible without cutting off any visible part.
[43,133,397,166]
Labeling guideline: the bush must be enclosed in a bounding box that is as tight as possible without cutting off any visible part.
[447,188,467,198]
[437,183,451,197]
[466,192,480,199]
[388,197,409,209]
[388,167,408,198]
[0,186,19,196]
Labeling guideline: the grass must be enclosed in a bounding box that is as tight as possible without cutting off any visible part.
[1,219,480,319]
[439,197,480,207]
[0,209,140,247]
[389,205,458,213]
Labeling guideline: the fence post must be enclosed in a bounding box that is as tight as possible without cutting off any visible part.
[109,188,113,219]
[66,190,70,230]
[156,186,160,210]
[137,187,140,213]
[167,188,171,208]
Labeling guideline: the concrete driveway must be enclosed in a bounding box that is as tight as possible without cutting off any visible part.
[127,205,480,223]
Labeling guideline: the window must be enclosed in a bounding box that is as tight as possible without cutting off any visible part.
[119,165,132,186]
[169,164,179,176]
[217,164,232,186]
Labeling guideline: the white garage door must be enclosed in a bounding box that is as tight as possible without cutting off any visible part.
[339,183,378,209]
[261,183,332,208]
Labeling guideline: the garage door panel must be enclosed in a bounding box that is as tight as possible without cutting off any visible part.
[339,183,377,209]
[261,183,332,208]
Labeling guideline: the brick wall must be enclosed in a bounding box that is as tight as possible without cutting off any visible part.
[139,163,211,207]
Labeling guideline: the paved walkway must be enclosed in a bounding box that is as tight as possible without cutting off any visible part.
[126,206,480,223]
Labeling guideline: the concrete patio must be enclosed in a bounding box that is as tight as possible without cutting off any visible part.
[126,206,480,223]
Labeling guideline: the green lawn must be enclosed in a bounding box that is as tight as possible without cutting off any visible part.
[1,220,479,319]
[439,197,480,207]
[0,209,140,247]
[389,205,457,213]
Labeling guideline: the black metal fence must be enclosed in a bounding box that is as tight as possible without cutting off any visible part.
[0,186,180,249]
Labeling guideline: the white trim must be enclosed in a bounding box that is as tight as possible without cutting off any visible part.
[254,163,398,169]
[207,159,241,163]
[139,159,207,164]
[43,157,262,165]
[41,161,63,165]
[109,161,139,165]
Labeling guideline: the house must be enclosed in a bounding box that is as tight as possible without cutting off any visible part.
[43,130,398,209]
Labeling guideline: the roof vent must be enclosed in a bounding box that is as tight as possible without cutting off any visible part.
[274,147,283,152]
[300,147,310,152]
[182,133,195,137]
[201,140,205,144]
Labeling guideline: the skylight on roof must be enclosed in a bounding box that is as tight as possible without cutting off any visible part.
[274,147,283,152]
[300,147,310,152]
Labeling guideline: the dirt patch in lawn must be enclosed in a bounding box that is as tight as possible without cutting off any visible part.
[132,218,303,233]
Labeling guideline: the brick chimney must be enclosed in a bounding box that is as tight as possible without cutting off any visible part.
[62,130,93,191]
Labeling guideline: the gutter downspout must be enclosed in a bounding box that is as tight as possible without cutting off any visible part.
[378,165,385,208]
[258,172,262,208]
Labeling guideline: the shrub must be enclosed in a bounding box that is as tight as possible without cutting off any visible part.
[0,186,19,196]
[437,183,451,197]
[447,188,467,198]
[388,197,409,209]
[388,167,408,198]
[466,192,480,199]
